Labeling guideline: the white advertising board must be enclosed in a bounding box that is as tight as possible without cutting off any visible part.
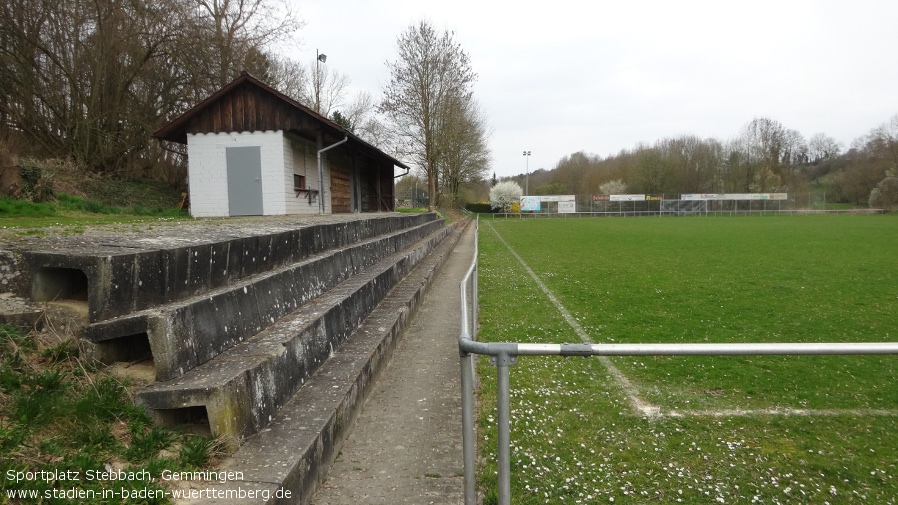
[681,193,724,200]
[610,194,646,202]
[558,201,576,213]
[538,195,575,202]
[681,193,789,201]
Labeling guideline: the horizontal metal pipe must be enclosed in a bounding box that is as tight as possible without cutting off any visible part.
[513,342,898,356]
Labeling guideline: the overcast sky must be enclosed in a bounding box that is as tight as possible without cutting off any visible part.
[287,0,898,178]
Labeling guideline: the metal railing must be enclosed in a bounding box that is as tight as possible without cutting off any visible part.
[458,216,898,505]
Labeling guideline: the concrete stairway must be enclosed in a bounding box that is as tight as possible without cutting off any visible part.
[13,214,457,452]
[133,219,451,443]
[11,212,465,502]
[83,216,447,383]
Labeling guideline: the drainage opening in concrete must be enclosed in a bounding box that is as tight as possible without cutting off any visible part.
[97,332,153,362]
[155,406,212,436]
[32,267,89,302]
[98,333,157,385]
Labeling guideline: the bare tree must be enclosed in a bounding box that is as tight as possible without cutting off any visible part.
[0,0,301,174]
[265,54,354,117]
[0,0,191,172]
[869,114,898,175]
[781,129,808,166]
[735,117,797,192]
[190,0,302,93]
[307,58,350,116]
[434,94,491,205]
[265,53,387,152]
[265,53,309,100]
[808,133,842,163]
[338,91,391,147]
[380,20,477,210]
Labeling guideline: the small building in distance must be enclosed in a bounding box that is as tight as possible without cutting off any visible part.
[154,71,405,217]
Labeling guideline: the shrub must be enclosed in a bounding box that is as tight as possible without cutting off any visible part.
[869,177,898,210]
[464,203,494,213]
[17,158,58,202]
[489,181,523,212]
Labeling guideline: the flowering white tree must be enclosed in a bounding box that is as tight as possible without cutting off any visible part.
[869,177,898,210]
[599,179,627,195]
[489,181,523,212]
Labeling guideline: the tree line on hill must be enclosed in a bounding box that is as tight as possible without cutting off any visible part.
[506,115,898,208]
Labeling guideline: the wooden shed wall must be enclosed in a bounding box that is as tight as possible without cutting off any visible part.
[182,83,316,138]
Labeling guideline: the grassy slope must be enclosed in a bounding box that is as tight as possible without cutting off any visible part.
[0,164,184,230]
[0,325,221,503]
[476,215,898,504]
[0,170,210,502]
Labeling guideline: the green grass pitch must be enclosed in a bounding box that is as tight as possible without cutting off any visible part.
[474,214,898,504]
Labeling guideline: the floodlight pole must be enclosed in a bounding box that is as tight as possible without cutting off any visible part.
[523,151,531,195]
[315,49,327,114]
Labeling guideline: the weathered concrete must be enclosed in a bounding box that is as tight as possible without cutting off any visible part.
[165,219,468,505]
[0,249,23,293]
[136,224,453,443]
[0,292,43,327]
[13,213,438,323]
[311,222,474,505]
[85,219,446,381]
[1,212,469,503]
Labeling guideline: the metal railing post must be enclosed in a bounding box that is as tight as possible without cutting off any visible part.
[493,351,516,505]
[460,351,476,504]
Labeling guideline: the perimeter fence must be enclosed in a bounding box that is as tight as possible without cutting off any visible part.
[483,193,886,217]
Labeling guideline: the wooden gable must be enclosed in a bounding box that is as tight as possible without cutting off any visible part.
[155,72,338,146]
[154,72,408,172]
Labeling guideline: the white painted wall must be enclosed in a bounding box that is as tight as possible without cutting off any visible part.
[186,130,334,217]
[284,134,330,215]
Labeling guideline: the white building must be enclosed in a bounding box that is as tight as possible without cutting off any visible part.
[155,72,406,217]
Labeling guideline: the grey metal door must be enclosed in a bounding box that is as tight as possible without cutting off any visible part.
[226,146,263,216]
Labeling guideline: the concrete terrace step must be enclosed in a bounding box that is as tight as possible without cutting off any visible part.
[166,219,468,505]
[84,219,447,381]
[24,213,439,323]
[135,224,454,444]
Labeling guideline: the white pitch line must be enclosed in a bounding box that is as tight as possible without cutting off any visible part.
[487,221,660,417]
[667,407,898,418]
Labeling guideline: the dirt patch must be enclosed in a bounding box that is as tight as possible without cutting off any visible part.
[107,359,157,389]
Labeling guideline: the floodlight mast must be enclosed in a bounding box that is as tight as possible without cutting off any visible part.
[523,151,531,195]
[315,49,327,114]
